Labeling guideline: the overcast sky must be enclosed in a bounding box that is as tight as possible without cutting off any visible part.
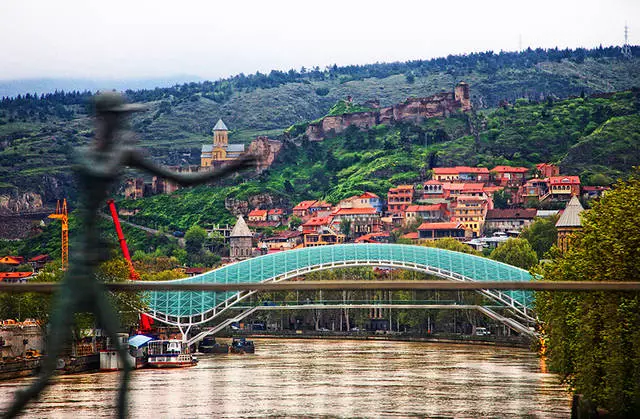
[1,0,637,81]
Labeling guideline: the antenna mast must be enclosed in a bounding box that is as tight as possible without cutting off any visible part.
[622,23,632,60]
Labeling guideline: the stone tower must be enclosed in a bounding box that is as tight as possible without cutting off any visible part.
[212,119,229,161]
[555,195,584,253]
[454,82,471,111]
[229,215,253,259]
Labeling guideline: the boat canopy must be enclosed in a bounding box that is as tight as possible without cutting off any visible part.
[128,335,153,348]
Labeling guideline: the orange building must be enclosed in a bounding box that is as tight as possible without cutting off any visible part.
[491,166,529,186]
[387,185,414,214]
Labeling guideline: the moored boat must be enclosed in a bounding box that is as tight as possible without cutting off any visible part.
[230,337,255,354]
[198,336,229,354]
[147,340,197,368]
[100,334,150,371]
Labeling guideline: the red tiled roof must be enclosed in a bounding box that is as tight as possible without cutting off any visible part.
[268,208,284,215]
[483,186,503,194]
[354,232,390,243]
[424,179,443,185]
[491,166,529,173]
[293,200,316,210]
[401,232,419,240]
[359,192,380,199]
[311,201,332,208]
[549,176,580,185]
[418,222,464,231]
[248,209,267,217]
[442,183,465,190]
[456,195,487,202]
[302,217,330,227]
[332,207,378,216]
[28,254,50,262]
[486,209,537,220]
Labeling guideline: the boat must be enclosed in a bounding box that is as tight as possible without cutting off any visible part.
[230,337,255,354]
[147,340,198,368]
[100,334,150,371]
[198,336,229,354]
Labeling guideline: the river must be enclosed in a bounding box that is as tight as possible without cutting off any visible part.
[0,338,571,418]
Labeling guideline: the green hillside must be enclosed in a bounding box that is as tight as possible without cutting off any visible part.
[114,90,640,231]
[1,47,639,203]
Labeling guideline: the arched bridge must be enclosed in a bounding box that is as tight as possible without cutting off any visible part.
[146,244,535,329]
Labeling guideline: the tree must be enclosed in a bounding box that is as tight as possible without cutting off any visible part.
[405,72,415,84]
[185,224,207,254]
[489,238,538,269]
[340,219,352,237]
[289,216,303,230]
[492,189,512,209]
[536,173,640,415]
[421,238,481,255]
[520,215,558,259]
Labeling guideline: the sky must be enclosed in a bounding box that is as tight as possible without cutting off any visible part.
[0,0,638,81]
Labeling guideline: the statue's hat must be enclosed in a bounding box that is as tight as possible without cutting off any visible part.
[93,91,146,114]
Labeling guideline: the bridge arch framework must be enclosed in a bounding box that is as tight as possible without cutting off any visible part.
[145,244,535,329]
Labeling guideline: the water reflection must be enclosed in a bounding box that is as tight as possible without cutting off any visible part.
[0,339,571,418]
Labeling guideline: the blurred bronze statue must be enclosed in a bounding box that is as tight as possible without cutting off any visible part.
[4,91,254,419]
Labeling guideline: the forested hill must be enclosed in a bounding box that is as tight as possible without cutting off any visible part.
[1,45,640,206]
[114,89,640,231]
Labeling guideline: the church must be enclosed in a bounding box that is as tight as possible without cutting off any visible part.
[200,119,245,167]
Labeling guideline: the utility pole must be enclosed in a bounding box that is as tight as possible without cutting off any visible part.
[622,23,632,60]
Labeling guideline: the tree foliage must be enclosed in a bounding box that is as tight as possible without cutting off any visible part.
[420,237,481,255]
[535,173,640,415]
[520,215,558,259]
[489,238,538,269]
[185,224,207,254]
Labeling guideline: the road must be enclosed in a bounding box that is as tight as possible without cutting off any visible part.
[99,213,185,247]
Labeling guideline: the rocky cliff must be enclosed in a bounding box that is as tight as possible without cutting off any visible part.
[306,82,471,141]
[247,136,282,174]
[0,192,45,215]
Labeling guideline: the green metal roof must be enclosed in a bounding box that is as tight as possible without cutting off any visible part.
[147,244,534,320]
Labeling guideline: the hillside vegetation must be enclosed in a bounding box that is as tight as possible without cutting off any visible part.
[115,89,640,231]
[1,46,640,202]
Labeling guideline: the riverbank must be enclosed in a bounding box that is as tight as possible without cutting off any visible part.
[220,330,532,349]
[0,354,99,382]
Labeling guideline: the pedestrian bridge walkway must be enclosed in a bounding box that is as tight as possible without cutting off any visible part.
[146,244,534,328]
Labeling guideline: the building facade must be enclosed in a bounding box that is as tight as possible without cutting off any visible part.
[201,119,246,167]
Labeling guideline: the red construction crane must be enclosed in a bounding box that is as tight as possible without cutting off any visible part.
[106,199,153,332]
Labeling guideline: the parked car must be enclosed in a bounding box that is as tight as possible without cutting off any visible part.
[475,327,491,336]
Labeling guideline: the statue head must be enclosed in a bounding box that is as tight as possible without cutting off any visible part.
[93,91,146,115]
[92,91,146,148]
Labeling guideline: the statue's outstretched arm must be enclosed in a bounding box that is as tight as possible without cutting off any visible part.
[126,149,255,187]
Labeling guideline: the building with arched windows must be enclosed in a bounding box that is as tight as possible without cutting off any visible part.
[200,119,245,167]
[229,215,253,259]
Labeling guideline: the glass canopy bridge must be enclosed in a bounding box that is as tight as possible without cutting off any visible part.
[146,244,535,337]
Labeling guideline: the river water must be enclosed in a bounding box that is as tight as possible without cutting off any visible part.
[1,338,571,418]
